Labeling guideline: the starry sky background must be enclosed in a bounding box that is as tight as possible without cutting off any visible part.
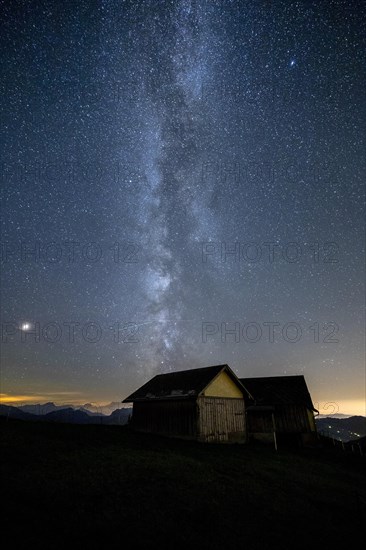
[1,0,365,414]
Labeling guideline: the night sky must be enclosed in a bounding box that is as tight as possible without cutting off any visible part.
[1,0,365,415]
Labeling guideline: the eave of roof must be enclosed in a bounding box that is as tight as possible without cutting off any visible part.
[122,364,251,402]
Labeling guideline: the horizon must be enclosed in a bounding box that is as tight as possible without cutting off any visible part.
[1,391,365,418]
[1,398,364,418]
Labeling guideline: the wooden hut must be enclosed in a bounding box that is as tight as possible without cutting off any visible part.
[122,364,250,443]
[240,375,318,446]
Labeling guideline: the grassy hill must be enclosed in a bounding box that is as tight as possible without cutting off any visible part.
[316,415,366,441]
[1,418,365,549]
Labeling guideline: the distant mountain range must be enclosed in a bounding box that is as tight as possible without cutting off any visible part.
[79,402,128,416]
[317,413,355,419]
[16,401,127,417]
[315,415,366,442]
[0,404,132,425]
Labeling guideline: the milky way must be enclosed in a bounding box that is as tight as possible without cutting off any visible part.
[1,0,365,413]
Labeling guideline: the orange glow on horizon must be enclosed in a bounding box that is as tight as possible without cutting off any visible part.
[0,394,49,404]
[0,392,364,415]
[0,392,90,405]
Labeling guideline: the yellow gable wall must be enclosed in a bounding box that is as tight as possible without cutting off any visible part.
[202,371,243,398]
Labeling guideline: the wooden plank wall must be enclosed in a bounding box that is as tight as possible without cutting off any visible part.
[274,405,314,433]
[197,397,246,443]
[247,406,316,434]
[247,412,273,433]
[132,400,197,438]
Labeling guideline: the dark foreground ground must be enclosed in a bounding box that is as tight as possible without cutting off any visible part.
[1,418,365,549]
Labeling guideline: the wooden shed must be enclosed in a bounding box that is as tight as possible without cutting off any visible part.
[240,375,318,446]
[122,364,250,443]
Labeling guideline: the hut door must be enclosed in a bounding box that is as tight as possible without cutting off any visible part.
[200,398,229,442]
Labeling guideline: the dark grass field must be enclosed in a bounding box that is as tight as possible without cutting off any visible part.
[1,418,365,549]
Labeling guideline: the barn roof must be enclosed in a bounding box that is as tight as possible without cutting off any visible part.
[239,375,317,411]
[123,364,250,402]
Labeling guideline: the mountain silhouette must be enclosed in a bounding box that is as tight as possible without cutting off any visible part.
[316,415,366,442]
[0,404,132,425]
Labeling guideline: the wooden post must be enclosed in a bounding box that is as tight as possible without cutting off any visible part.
[246,409,250,444]
[272,413,277,451]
